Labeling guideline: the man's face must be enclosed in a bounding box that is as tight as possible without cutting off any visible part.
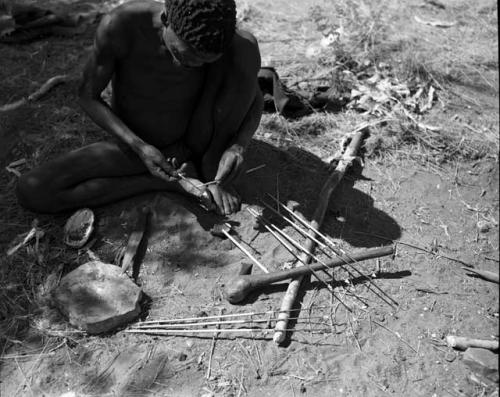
[162,25,222,68]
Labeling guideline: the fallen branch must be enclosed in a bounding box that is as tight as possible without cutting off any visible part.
[0,74,71,112]
[464,268,499,284]
[273,129,367,345]
[414,15,456,28]
[446,335,499,352]
[7,220,40,256]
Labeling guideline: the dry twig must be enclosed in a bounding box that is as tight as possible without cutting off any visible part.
[0,75,71,112]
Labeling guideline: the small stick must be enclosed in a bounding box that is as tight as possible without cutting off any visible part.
[463,268,499,284]
[0,75,71,112]
[131,316,329,330]
[353,231,475,268]
[268,220,392,308]
[198,164,266,188]
[446,335,499,351]
[6,225,38,256]
[176,173,206,192]
[246,164,266,174]
[224,223,260,256]
[371,319,418,353]
[266,196,398,307]
[247,208,352,312]
[206,309,223,379]
[223,229,269,273]
[197,180,219,187]
[256,205,393,306]
[7,219,40,256]
[125,327,332,335]
[260,200,332,254]
[136,306,334,326]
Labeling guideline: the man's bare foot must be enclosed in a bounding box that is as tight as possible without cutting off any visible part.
[207,184,241,215]
[175,161,208,199]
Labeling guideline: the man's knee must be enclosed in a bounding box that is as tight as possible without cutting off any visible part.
[16,172,56,213]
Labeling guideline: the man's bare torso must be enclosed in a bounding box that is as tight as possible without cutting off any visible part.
[108,1,206,147]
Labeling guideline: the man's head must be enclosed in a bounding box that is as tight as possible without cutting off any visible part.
[162,0,236,67]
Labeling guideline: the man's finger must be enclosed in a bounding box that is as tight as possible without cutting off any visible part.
[210,187,225,215]
[228,194,238,214]
[222,192,232,215]
[177,162,188,175]
[159,159,178,176]
[152,167,175,182]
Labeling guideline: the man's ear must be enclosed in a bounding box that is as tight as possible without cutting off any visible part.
[160,11,168,26]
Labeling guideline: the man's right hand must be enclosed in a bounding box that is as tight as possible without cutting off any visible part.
[136,143,179,182]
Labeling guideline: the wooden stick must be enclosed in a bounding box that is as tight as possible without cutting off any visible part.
[353,231,475,268]
[0,75,71,112]
[446,335,499,351]
[247,208,352,311]
[267,219,394,307]
[266,202,397,307]
[125,327,331,335]
[135,306,334,326]
[463,268,499,284]
[206,309,223,379]
[131,315,328,329]
[225,246,394,303]
[6,224,38,256]
[273,130,367,344]
[223,230,269,273]
[246,164,266,174]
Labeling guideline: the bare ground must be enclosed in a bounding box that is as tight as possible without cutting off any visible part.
[0,0,498,396]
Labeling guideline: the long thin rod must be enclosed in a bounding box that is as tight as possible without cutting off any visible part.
[261,195,398,306]
[247,208,353,311]
[137,307,331,325]
[267,194,398,306]
[267,223,370,307]
[223,230,269,273]
[262,218,377,307]
[260,200,333,255]
[131,316,329,329]
[125,328,332,335]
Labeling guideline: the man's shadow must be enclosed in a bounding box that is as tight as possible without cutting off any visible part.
[99,138,401,273]
[233,139,401,247]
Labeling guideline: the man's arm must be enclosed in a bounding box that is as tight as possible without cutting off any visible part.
[200,31,263,183]
[78,11,177,181]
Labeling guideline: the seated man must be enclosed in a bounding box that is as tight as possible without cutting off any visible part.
[16,0,263,215]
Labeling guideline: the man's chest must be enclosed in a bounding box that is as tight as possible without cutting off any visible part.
[115,48,206,102]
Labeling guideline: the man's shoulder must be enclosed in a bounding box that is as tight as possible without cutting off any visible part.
[229,30,260,72]
[100,0,160,34]
[233,30,259,53]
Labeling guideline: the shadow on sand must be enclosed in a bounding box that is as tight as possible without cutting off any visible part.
[98,138,402,275]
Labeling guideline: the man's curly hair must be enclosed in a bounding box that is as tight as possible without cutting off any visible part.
[163,0,236,54]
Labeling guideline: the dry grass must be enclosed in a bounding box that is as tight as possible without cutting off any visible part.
[242,0,499,164]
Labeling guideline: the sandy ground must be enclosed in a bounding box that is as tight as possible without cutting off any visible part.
[0,0,498,396]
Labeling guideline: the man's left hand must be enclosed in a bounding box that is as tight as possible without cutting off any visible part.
[214,144,244,186]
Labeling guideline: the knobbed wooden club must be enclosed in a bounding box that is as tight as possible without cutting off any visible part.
[224,245,395,303]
